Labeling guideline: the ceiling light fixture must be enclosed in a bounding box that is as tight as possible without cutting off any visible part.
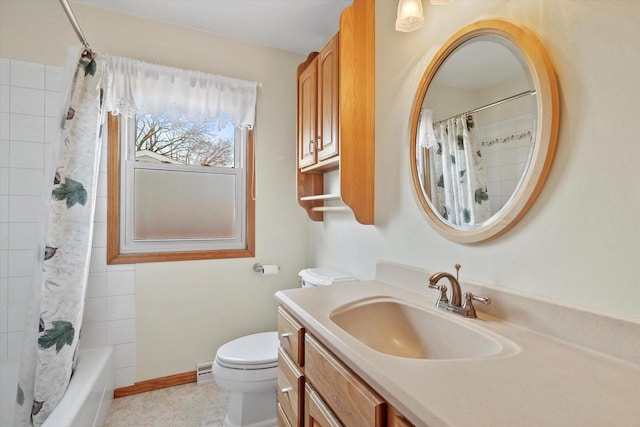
[395,0,424,33]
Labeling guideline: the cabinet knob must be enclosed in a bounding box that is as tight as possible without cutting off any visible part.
[280,332,293,339]
[280,386,293,394]
[308,140,315,154]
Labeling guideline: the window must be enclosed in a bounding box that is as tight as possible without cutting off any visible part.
[107,112,255,264]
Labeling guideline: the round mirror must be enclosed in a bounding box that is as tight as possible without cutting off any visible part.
[410,19,559,243]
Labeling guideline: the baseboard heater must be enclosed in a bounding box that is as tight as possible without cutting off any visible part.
[196,361,215,385]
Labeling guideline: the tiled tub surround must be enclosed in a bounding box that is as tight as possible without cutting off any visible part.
[275,261,640,426]
[0,57,136,388]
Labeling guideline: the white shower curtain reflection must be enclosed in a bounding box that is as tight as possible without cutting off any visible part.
[430,114,491,226]
[15,49,105,426]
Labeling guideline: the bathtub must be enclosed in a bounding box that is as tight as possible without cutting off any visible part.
[1,346,115,427]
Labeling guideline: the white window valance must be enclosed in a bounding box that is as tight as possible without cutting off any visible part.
[104,55,258,129]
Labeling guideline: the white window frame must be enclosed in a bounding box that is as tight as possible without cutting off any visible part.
[119,116,247,254]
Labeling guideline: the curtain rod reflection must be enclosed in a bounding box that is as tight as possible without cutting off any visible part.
[433,90,536,126]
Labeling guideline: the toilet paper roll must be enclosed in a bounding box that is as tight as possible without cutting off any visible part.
[262,265,279,275]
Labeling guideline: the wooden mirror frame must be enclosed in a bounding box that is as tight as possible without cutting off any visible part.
[409,19,559,244]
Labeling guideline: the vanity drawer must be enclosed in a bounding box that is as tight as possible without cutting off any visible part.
[278,347,304,427]
[278,306,305,366]
[304,334,385,427]
[305,383,342,427]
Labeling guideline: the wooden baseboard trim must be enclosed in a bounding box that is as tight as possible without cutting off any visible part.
[114,370,196,398]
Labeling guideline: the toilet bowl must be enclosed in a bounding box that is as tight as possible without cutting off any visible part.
[212,268,355,427]
[212,332,279,427]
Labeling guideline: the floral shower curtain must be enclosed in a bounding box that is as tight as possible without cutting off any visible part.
[430,114,491,226]
[15,50,105,426]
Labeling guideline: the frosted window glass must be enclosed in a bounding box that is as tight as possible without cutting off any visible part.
[133,169,236,240]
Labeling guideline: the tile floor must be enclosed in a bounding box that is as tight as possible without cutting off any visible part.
[105,382,228,427]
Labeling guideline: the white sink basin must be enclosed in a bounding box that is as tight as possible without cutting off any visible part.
[329,297,506,360]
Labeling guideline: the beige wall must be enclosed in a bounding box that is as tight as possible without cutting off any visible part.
[1,1,309,380]
[3,0,638,383]
[311,0,640,318]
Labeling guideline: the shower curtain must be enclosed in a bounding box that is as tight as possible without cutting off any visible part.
[15,50,105,426]
[430,114,491,226]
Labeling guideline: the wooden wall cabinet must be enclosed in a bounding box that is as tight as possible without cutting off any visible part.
[297,54,318,170]
[277,306,415,427]
[298,35,340,171]
[296,0,374,225]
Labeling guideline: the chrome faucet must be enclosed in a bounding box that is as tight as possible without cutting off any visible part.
[428,264,491,318]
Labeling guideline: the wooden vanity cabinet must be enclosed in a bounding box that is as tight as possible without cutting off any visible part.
[278,307,306,427]
[277,305,415,427]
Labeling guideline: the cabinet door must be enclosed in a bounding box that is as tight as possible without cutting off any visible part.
[317,34,339,162]
[298,58,317,169]
[278,402,294,427]
[305,384,342,427]
[388,405,415,427]
[305,334,385,426]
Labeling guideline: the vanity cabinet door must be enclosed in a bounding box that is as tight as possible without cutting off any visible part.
[278,306,305,366]
[305,334,385,427]
[278,347,304,427]
[298,58,318,169]
[278,403,294,427]
[317,33,339,162]
[305,384,342,427]
[388,406,415,427]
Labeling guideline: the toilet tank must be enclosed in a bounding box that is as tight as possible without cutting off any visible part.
[298,268,356,288]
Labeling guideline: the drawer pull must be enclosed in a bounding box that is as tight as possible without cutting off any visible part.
[280,332,293,339]
[280,386,294,394]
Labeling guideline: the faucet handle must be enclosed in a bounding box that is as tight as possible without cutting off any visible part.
[463,291,491,318]
[470,293,491,305]
[428,283,449,305]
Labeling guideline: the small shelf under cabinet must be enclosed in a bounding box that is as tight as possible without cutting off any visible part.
[299,194,341,201]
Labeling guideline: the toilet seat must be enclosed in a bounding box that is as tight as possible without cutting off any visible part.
[215,331,278,370]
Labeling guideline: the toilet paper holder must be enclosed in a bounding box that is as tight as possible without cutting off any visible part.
[253,263,280,274]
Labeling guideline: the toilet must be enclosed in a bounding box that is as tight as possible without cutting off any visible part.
[212,268,355,427]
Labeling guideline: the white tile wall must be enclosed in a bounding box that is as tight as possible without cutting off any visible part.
[477,114,535,216]
[0,58,136,388]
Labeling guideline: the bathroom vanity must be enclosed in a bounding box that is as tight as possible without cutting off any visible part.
[274,263,640,427]
[276,305,412,426]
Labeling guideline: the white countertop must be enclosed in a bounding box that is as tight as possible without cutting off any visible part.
[275,280,640,427]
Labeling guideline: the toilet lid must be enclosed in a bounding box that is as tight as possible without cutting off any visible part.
[299,268,354,286]
[216,331,279,369]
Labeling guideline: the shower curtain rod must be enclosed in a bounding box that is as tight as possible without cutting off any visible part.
[59,0,91,50]
[434,90,537,125]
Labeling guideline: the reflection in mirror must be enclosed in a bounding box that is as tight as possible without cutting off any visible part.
[409,19,559,243]
[417,36,537,226]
